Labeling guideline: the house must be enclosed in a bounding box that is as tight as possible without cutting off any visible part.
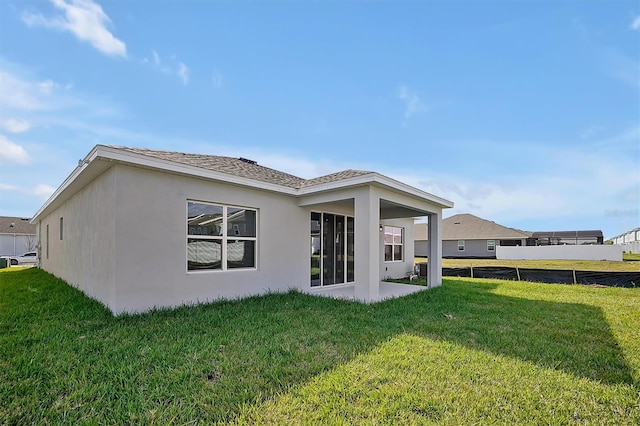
[0,216,37,256]
[531,230,603,246]
[608,227,640,254]
[414,213,532,258]
[32,145,453,314]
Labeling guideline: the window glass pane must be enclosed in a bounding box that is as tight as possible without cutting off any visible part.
[346,217,355,282]
[227,240,255,269]
[187,238,222,270]
[188,202,223,236]
[393,244,402,261]
[384,229,393,244]
[227,208,256,237]
[384,245,393,262]
[393,233,402,244]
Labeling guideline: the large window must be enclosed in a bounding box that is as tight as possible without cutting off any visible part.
[384,226,403,262]
[187,201,257,271]
[310,212,355,287]
[487,240,495,251]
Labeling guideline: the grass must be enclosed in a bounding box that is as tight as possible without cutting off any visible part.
[415,257,640,272]
[1,267,639,424]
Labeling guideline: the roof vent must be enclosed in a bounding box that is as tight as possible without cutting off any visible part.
[9,223,15,227]
[454,222,461,225]
[238,157,257,165]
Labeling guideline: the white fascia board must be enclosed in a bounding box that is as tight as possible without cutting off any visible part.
[31,146,101,223]
[94,145,299,196]
[32,145,299,223]
[299,172,454,208]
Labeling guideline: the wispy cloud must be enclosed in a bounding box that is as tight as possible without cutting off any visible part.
[143,50,190,85]
[22,0,126,57]
[630,15,640,30]
[1,118,31,133]
[178,63,189,85]
[0,135,31,164]
[212,71,223,89]
[0,182,56,201]
[397,85,428,120]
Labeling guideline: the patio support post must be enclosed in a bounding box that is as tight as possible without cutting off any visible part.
[427,212,443,288]
[354,187,380,302]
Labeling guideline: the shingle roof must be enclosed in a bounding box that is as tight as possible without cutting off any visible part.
[111,146,373,189]
[443,214,531,240]
[0,216,36,235]
[415,213,531,241]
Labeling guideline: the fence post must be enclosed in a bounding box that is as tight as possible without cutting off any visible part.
[572,269,577,285]
[516,267,521,282]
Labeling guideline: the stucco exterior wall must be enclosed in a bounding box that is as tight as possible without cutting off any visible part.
[443,239,495,258]
[380,218,415,280]
[110,164,311,314]
[38,167,117,308]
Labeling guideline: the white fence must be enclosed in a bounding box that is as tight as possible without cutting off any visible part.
[619,241,640,254]
[496,245,623,261]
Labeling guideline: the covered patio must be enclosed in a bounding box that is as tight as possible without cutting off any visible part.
[310,280,429,302]
[300,177,452,303]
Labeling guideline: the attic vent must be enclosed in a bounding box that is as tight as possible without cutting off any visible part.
[9,223,15,228]
[238,157,257,165]
[454,222,461,225]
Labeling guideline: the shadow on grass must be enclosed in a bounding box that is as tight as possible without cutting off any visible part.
[375,279,636,387]
[0,269,635,424]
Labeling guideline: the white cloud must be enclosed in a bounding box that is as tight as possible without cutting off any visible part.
[397,85,428,119]
[0,135,31,164]
[144,50,190,85]
[212,71,223,89]
[33,184,57,200]
[0,69,44,110]
[39,79,55,94]
[0,182,56,201]
[630,15,640,30]
[2,118,31,133]
[178,62,189,85]
[22,0,126,57]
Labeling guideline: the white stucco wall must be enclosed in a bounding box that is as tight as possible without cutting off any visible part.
[380,218,415,280]
[110,164,310,314]
[496,245,623,261]
[38,167,117,308]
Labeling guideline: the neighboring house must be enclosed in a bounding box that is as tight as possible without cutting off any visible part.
[415,213,532,259]
[0,216,37,257]
[32,145,453,314]
[608,227,640,254]
[531,230,603,246]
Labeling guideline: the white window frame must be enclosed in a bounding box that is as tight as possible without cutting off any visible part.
[384,225,404,262]
[186,200,257,272]
[458,240,465,251]
[487,240,495,251]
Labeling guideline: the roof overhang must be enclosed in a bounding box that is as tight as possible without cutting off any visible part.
[33,144,453,223]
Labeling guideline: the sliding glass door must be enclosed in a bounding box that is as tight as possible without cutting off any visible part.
[311,212,354,287]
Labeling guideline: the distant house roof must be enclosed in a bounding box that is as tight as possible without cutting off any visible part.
[415,213,531,241]
[0,216,36,235]
[112,147,373,189]
[531,230,603,239]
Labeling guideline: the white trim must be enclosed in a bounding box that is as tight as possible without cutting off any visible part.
[33,144,453,223]
[186,200,258,273]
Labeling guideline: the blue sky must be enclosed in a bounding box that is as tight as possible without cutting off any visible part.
[1,0,638,239]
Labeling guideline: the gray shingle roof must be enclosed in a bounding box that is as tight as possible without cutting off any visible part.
[111,146,373,189]
[0,216,36,235]
[415,213,531,241]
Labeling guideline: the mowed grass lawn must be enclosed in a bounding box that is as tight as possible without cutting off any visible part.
[1,268,639,424]
[415,257,640,272]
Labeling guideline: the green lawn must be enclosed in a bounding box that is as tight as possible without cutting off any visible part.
[1,268,639,424]
[415,257,640,272]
